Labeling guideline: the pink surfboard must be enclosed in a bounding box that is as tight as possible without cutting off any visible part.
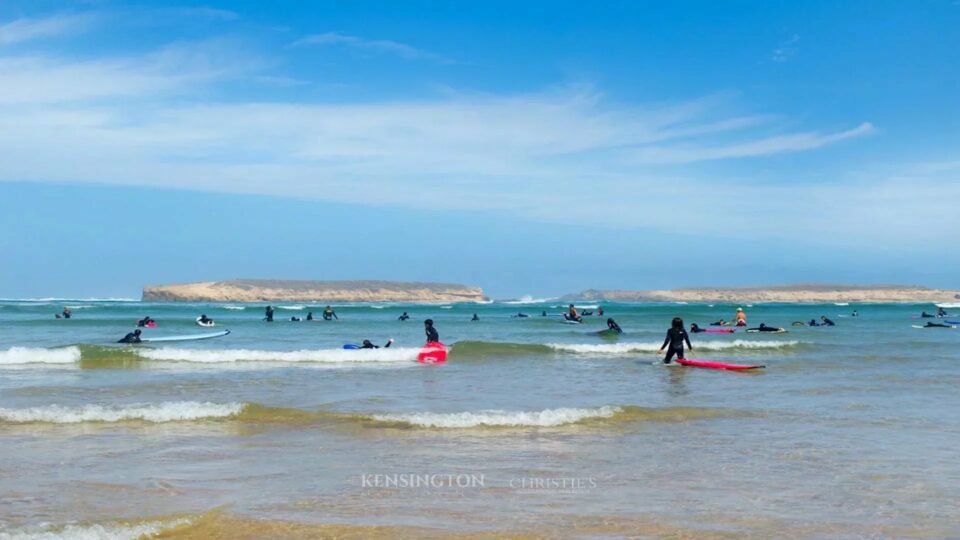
[417,342,448,364]
[677,358,764,371]
[702,328,735,334]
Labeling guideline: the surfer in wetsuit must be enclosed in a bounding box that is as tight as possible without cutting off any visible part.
[710,319,729,326]
[513,313,529,318]
[136,316,154,328]
[323,306,338,320]
[118,329,142,343]
[471,313,479,321]
[61,307,72,319]
[290,316,301,321]
[424,319,439,343]
[808,319,820,326]
[658,317,693,364]
[852,310,859,317]
[606,318,623,333]
[937,307,948,317]
[360,339,393,349]
[751,323,784,332]
[398,312,410,321]
[198,314,214,325]
[690,323,705,333]
[820,316,835,326]
[306,312,314,321]
[924,322,952,328]
[264,306,274,322]
[921,311,935,318]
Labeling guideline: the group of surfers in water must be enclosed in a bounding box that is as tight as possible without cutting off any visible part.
[113,303,953,345]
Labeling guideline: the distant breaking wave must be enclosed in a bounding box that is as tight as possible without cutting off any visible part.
[0,401,243,424]
[0,346,81,365]
[0,402,742,428]
[135,347,420,364]
[502,295,556,305]
[546,340,800,355]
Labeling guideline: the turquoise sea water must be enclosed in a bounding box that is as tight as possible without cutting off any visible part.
[1,299,959,537]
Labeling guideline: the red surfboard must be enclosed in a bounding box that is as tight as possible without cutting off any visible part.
[701,328,735,334]
[677,358,764,371]
[417,342,448,364]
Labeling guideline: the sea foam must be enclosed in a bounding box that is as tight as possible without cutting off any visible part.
[0,401,243,424]
[372,406,622,428]
[0,518,190,540]
[0,346,81,365]
[547,340,800,354]
[135,347,419,364]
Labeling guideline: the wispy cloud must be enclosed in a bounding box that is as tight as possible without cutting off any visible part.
[292,31,452,63]
[772,34,800,62]
[0,13,95,45]
[0,36,901,245]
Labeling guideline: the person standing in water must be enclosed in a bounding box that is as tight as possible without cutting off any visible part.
[424,319,439,343]
[658,317,693,364]
[61,307,72,319]
[323,305,338,320]
[398,312,410,321]
[734,307,747,327]
[471,313,479,321]
[264,305,274,322]
[606,318,623,333]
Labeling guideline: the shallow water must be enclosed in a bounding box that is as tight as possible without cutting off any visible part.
[1,300,958,538]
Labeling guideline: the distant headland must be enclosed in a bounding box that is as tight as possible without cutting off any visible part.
[563,284,960,304]
[142,279,487,303]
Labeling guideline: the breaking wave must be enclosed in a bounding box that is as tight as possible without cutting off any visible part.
[0,346,81,365]
[0,518,191,540]
[135,347,419,364]
[546,340,800,355]
[0,401,243,424]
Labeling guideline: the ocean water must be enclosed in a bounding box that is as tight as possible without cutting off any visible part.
[0,300,958,538]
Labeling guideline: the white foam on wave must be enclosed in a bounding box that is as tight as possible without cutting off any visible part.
[0,518,190,539]
[0,401,243,424]
[276,305,305,310]
[834,302,850,306]
[547,340,800,354]
[136,347,420,364]
[502,295,555,305]
[0,346,81,365]
[936,302,960,309]
[373,406,621,428]
[221,305,245,310]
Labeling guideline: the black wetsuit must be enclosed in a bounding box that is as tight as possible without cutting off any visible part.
[661,328,692,363]
[608,322,623,334]
[399,313,409,321]
[265,307,274,322]
[323,309,338,321]
[690,326,705,333]
[118,332,141,344]
[821,317,835,326]
[426,326,439,343]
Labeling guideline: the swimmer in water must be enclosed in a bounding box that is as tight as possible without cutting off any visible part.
[117,329,142,343]
[360,339,394,349]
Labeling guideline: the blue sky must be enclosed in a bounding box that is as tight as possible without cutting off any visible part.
[0,1,957,298]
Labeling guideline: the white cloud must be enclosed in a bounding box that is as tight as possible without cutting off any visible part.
[0,39,916,247]
[0,13,94,45]
[293,31,451,63]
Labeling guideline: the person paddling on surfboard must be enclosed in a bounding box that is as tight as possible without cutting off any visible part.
[118,329,142,343]
[658,317,693,364]
[565,304,582,323]
[360,339,393,349]
[690,323,705,333]
[424,319,439,343]
[820,316,836,326]
[198,314,214,326]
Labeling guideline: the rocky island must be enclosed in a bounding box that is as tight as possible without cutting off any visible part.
[143,279,487,303]
[564,284,960,304]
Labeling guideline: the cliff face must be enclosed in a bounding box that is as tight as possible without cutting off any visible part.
[143,279,487,303]
[566,285,960,304]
